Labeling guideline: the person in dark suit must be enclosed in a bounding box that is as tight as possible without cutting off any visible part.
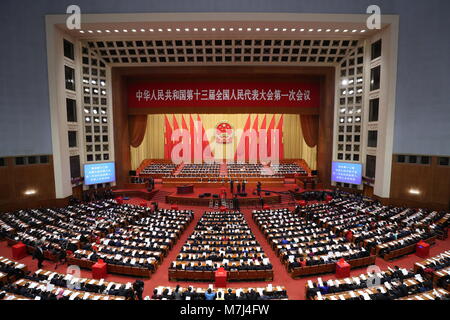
[242,180,246,193]
[259,196,264,209]
[133,280,144,300]
[256,182,262,196]
[230,180,234,193]
[237,182,241,194]
[225,288,237,300]
[33,244,45,269]
[233,195,240,211]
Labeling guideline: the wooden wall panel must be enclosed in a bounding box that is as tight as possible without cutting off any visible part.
[0,156,60,212]
[389,156,450,210]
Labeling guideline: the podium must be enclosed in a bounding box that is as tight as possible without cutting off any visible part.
[170,204,179,210]
[215,267,227,288]
[416,240,430,258]
[335,258,351,278]
[92,259,107,279]
[12,242,27,260]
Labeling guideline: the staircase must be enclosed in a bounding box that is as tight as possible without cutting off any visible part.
[219,163,228,177]
[149,190,172,202]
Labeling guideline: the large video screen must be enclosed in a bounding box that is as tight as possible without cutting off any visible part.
[331,161,362,185]
[84,162,116,185]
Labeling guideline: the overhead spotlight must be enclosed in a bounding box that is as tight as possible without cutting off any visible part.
[203,28,207,31]
[317,29,322,32]
[264,28,270,31]
[273,28,278,31]
[291,28,296,32]
[149,29,154,32]
[348,79,354,84]
[238,27,243,31]
[247,27,252,31]
[87,30,93,33]
[220,28,225,31]
[308,28,314,32]
[79,30,85,33]
[96,30,102,33]
[300,28,305,32]
[352,29,357,33]
[348,90,354,95]
[114,29,120,33]
[24,190,37,196]
[167,28,172,32]
[131,29,137,32]
[158,28,163,32]
[341,79,348,86]
[140,29,145,32]
[326,29,331,32]
[409,189,420,195]
[211,28,216,31]
[123,29,128,32]
[360,30,366,33]
[176,28,180,32]
[343,29,349,32]
[193,28,198,31]
[229,28,234,31]
[105,30,111,33]
[282,28,287,31]
[357,89,363,93]
[335,29,340,32]
[256,28,260,31]
[184,28,189,32]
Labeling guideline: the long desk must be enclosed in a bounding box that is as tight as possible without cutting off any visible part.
[398,288,450,300]
[177,184,194,194]
[376,236,436,261]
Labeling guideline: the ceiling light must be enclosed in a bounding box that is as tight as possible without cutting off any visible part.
[131,29,136,32]
[291,28,296,32]
[229,28,234,31]
[87,30,93,33]
[361,30,366,33]
[341,79,348,86]
[176,28,180,32]
[140,29,145,32]
[273,28,278,31]
[158,28,163,32]
[123,29,128,32]
[238,27,243,31]
[343,29,349,32]
[326,29,331,32]
[167,28,172,32]
[282,28,287,32]
[220,28,225,31]
[264,28,269,31]
[352,29,357,33]
[247,28,252,31]
[409,189,421,195]
[79,30,84,33]
[202,28,207,31]
[300,28,305,32]
[317,29,322,32]
[357,89,363,93]
[105,30,111,33]
[308,28,314,32]
[184,28,189,32]
[24,190,36,195]
[114,29,120,33]
[256,28,260,31]
[335,29,340,32]
[193,28,198,31]
[211,28,216,31]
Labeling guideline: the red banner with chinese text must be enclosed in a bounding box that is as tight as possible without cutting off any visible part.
[128,82,320,108]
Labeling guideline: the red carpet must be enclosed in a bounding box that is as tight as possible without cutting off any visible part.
[1,193,449,300]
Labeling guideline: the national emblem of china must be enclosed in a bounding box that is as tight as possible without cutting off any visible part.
[215,121,234,144]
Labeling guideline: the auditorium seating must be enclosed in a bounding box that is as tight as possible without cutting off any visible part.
[252,207,375,278]
[169,211,273,281]
[270,163,307,176]
[150,285,288,300]
[414,250,450,290]
[177,163,221,177]
[0,256,27,282]
[140,163,177,175]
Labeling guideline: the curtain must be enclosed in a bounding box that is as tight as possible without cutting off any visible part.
[128,115,147,148]
[300,115,319,148]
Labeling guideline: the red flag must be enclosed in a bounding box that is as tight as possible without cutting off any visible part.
[164,115,173,160]
[189,114,195,163]
[198,114,214,162]
[234,115,252,162]
[276,114,284,160]
[267,115,276,158]
[172,115,181,157]
[251,115,259,163]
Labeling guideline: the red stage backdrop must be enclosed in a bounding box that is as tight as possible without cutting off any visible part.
[128,82,320,108]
